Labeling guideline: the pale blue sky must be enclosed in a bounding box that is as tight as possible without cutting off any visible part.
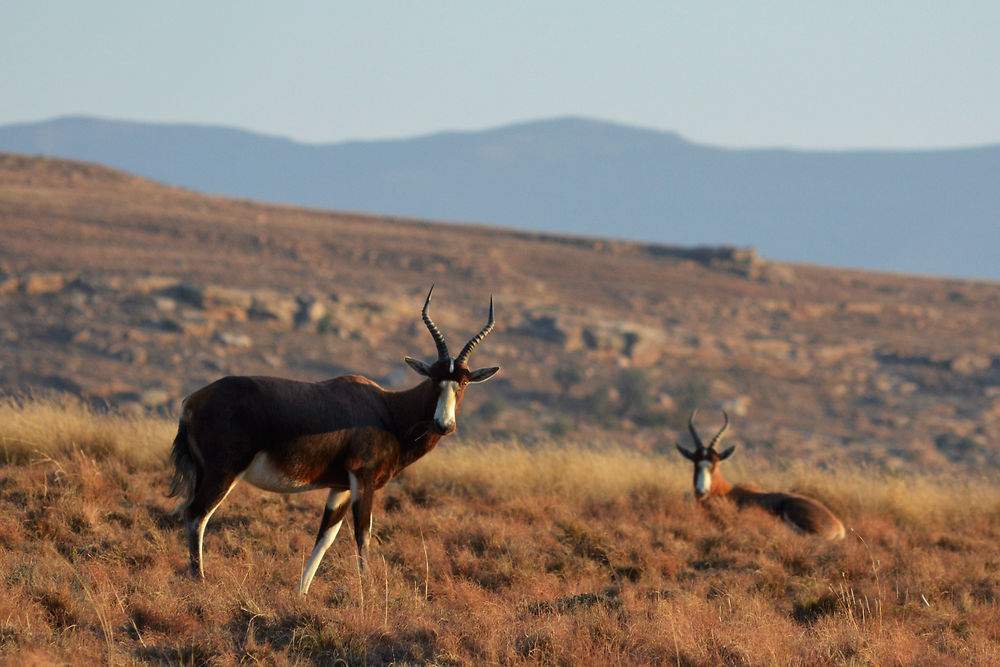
[3,1,999,149]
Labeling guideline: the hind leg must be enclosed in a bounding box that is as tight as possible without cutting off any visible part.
[183,473,241,579]
[349,472,376,573]
[298,488,352,596]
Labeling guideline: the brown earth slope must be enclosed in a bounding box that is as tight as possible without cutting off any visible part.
[1,151,998,472]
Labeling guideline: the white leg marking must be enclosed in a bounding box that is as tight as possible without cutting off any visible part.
[298,489,351,596]
[194,478,240,578]
[434,380,459,432]
[349,472,360,503]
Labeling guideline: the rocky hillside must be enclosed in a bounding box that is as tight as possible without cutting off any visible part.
[2,152,999,471]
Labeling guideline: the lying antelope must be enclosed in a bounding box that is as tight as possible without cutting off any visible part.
[168,286,500,595]
[675,410,845,540]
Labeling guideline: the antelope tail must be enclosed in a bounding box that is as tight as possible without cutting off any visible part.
[168,420,198,515]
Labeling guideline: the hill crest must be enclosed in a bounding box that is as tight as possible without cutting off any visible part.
[3,115,999,280]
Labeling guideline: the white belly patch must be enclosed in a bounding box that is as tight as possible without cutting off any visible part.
[242,452,321,493]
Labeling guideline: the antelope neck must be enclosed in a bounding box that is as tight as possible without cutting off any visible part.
[705,466,733,497]
[386,381,446,458]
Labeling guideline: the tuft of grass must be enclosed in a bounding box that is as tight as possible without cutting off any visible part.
[405,437,690,506]
[0,393,173,467]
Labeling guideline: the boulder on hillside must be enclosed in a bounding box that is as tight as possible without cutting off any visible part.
[21,272,68,294]
[203,285,254,309]
[105,343,149,365]
[517,315,577,346]
[159,282,205,308]
[0,272,18,295]
[950,353,992,376]
[620,326,666,365]
[201,285,254,321]
[212,331,253,348]
[131,276,182,294]
[249,290,298,325]
[294,294,327,329]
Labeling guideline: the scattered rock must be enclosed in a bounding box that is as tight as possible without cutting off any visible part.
[260,354,283,368]
[620,327,665,365]
[581,326,618,353]
[294,294,327,328]
[0,273,18,295]
[950,353,992,376]
[203,285,254,310]
[106,344,148,365]
[875,348,951,370]
[249,290,298,325]
[721,395,751,417]
[154,297,177,312]
[42,325,79,344]
[21,272,67,294]
[144,317,185,334]
[213,332,253,348]
[840,301,884,317]
[201,357,225,372]
[518,315,573,346]
[159,282,205,308]
[656,393,677,412]
[132,276,181,294]
[138,388,172,408]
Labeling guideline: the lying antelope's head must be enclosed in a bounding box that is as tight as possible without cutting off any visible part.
[675,410,735,500]
[404,286,500,435]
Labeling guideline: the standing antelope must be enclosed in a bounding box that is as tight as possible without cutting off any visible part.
[675,410,845,540]
[168,286,500,595]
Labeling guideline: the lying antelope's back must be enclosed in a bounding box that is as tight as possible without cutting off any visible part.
[776,492,846,540]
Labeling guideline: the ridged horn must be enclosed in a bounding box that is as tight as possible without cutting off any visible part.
[708,411,730,451]
[421,285,450,361]
[455,296,495,365]
[687,410,705,451]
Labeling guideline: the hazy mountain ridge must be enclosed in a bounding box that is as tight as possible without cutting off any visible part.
[2,115,999,279]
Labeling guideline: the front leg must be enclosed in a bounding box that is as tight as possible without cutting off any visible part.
[298,487,352,596]
[349,472,375,572]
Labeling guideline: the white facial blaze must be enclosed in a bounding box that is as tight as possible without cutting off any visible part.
[695,461,712,496]
[435,380,459,431]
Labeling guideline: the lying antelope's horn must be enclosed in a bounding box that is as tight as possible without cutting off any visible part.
[421,285,450,361]
[688,410,705,451]
[709,411,730,451]
[455,296,495,365]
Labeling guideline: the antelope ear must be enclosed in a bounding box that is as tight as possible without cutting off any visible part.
[717,445,737,460]
[469,366,500,383]
[675,444,696,462]
[404,357,432,377]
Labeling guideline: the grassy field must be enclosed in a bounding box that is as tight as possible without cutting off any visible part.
[2,395,999,665]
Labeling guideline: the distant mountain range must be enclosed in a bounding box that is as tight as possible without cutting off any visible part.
[2,115,998,280]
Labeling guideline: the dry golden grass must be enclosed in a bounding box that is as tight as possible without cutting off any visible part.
[0,393,172,466]
[2,396,999,665]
